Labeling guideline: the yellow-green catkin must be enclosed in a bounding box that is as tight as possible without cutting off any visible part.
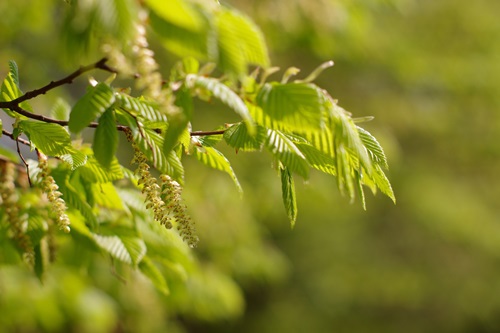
[160,174,199,248]
[37,154,70,233]
[127,130,198,248]
[0,162,34,262]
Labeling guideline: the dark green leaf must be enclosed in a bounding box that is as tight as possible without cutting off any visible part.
[93,108,118,169]
[280,166,298,228]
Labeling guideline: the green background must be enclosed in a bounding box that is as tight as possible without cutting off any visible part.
[2,0,500,332]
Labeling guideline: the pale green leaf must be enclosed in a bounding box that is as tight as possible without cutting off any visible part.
[93,234,135,264]
[149,10,209,60]
[186,75,254,131]
[59,148,88,170]
[364,164,396,203]
[139,256,170,295]
[192,145,243,194]
[265,129,310,179]
[145,0,202,31]
[50,98,71,121]
[256,82,324,132]
[93,108,118,169]
[280,166,298,228]
[116,94,167,123]
[294,142,336,176]
[163,86,192,156]
[91,182,125,210]
[79,156,124,183]
[69,83,115,134]
[215,8,269,75]
[18,121,72,156]
[357,126,389,169]
[223,122,266,152]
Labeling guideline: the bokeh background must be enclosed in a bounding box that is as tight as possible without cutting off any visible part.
[2,0,500,332]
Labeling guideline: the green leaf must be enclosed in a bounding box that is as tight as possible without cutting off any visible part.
[192,145,243,194]
[139,256,170,295]
[79,156,124,183]
[145,0,203,31]
[357,126,389,169]
[116,94,167,123]
[59,148,88,170]
[363,164,396,203]
[163,86,192,156]
[1,61,32,116]
[93,108,118,169]
[215,8,269,75]
[186,75,254,132]
[265,129,310,179]
[146,127,185,181]
[49,98,71,121]
[18,121,72,156]
[223,122,267,152]
[149,9,209,60]
[256,82,324,132]
[53,171,98,229]
[335,144,356,201]
[93,234,146,265]
[280,166,298,228]
[294,142,336,176]
[69,83,115,134]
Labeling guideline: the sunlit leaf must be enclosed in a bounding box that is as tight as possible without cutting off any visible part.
[215,8,269,75]
[357,126,389,169]
[69,83,115,134]
[93,234,146,265]
[192,145,243,194]
[18,121,72,156]
[116,93,167,123]
[79,156,124,183]
[265,129,310,179]
[186,75,254,132]
[223,122,266,152]
[256,82,324,132]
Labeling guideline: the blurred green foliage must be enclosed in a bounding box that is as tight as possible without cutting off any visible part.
[1,0,500,332]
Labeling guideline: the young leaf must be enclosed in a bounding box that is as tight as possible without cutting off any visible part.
[265,129,310,179]
[280,166,298,228]
[18,120,72,156]
[79,156,124,183]
[357,126,389,169]
[116,94,167,123]
[256,82,325,132]
[50,98,71,121]
[223,122,267,152]
[186,74,254,132]
[149,9,209,60]
[139,256,170,295]
[93,234,146,265]
[1,62,33,116]
[192,145,243,194]
[163,86,192,156]
[68,83,115,134]
[145,0,203,31]
[215,8,269,75]
[93,108,118,169]
[294,142,337,176]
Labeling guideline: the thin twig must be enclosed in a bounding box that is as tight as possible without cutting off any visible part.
[0,58,115,108]
[190,130,226,136]
[16,139,31,186]
[2,129,31,146]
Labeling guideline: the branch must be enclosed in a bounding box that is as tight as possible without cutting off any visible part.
[2,129,31,146]
[190,130,226,136]
[0,58,115,109]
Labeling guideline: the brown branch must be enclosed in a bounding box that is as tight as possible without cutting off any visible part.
[2,129,31,146]
[0,58,115,109]
[190,130,226,136]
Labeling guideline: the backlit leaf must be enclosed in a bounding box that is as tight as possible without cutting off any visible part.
[69,83,115,134]
[93,108,118,169]
[280,166,297,228]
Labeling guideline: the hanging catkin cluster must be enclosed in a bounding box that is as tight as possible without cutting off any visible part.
[37,153,71,233]
[127,130,198,248]
[159,174,199,248]
[0,162,33,261]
